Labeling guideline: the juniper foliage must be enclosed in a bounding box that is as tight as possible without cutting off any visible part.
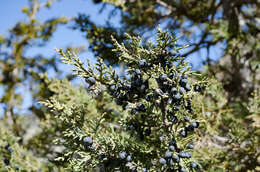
[0,124,56,171]
[41,27,206,171]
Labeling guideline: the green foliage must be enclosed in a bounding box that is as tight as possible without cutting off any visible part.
[0,0,259,171]
[191,79,260,171]
[36,77,126,170]
[0,124,54,171]
[40,27,206,171]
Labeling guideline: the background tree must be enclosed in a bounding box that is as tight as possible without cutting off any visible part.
[0,0,68,136]
[192,78,260,171]
[0,0,78,170]
[0,1,71,168]
[74,0,260,100]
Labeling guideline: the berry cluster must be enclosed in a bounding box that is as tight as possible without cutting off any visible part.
[80,29,204,171]
[119,151,132,162]
[2,143,14,166]
[106,68,149,109]
[85,77,96,87]
[83,136,94,150]
[2,143,21,170]
[5,143,14,153]
[158,139,199,171]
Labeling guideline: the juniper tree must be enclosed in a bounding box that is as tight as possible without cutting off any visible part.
[41,27,206,171]
[0,0,258,171]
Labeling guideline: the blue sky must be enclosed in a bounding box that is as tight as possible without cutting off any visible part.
[0,0,121,116]
[0,0,120,63]
[0,0,223,68]
[0,0,223,116]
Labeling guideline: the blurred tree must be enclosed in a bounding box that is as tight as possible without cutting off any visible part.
[74,0,259,100]
[192,78,260,171]
[0,123,58,171]
[0,0,68,137]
